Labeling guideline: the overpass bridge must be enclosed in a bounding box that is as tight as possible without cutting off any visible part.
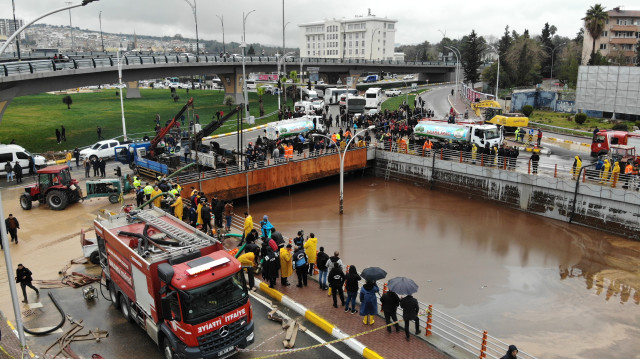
[0,54,455,123]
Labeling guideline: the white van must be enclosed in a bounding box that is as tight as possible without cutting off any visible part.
[0,144,47,175]
[365,87,382,109]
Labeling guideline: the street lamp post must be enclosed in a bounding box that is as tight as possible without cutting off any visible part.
[545,42,566,79]
[444,46,460,96]
[11,0,21,60]
[369,28,379,60]
[487,44,500,100]
[313,125,374,214]
[183,0,200,55]
[116,49,130,141]
[216,15,225,55]
[277,51,294,110]
[99,11,105,52]
[241,10,256,128]
[0,1,99,58]
[299,56,304,100]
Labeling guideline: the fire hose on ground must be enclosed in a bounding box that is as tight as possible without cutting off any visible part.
[22,292,66,336]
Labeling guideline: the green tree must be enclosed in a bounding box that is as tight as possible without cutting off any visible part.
[247,45,255,56]
[256,87,265,116]
[62,95,73,109]
[583,4,609,65]
[506,33,544,86]
[539,23,555,78]
[223,95,235,111]
[497,25,514,88]
[461,30,485,87]
[557,42,581,88]
[289,71,298,83]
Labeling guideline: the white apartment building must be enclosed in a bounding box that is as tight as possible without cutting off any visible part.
[0,19,26,40]
[298,13,397,60]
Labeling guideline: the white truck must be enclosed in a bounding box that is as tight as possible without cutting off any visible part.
[365,87,382,109]
[80,139,121,161]
[265,115,327,141]
[413,121,503,148]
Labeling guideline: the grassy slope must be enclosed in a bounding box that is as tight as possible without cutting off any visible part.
[529,110,614,132]
[0,88,283,153]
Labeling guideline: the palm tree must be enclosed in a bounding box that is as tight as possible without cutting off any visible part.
[583,4,609,65]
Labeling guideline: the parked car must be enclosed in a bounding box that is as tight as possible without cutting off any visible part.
[385,89,402,97]
[262,85,275,94]
[80,140,121,161]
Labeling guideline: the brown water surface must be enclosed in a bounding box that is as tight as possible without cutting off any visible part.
[239,176,640,359]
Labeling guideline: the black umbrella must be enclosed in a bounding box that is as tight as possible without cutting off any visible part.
[387,277,419,295]
[360,267,387,281]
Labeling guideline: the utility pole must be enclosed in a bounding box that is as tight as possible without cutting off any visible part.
[216,15,225,55]
[183,0,200,55]
[99,11,104,52]
[11,0,21,60]
[65,2,74,52]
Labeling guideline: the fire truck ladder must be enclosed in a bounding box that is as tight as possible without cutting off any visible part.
[135,210,212,248]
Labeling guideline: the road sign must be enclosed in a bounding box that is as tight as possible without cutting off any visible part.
[346,77,353,88]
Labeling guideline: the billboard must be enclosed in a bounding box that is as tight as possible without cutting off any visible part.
[575,66,640,116]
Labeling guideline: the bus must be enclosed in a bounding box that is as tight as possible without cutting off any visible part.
[325,88,358,105]
[365,87,382,109]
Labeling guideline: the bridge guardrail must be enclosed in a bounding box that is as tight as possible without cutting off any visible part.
[0,55,457,79]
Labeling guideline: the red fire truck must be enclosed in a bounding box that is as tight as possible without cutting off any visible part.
[591,129,640,159]
[93,207,254,358]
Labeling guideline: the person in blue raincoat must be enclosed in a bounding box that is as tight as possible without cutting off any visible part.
[359,280,379,325]
[260,215,274,239]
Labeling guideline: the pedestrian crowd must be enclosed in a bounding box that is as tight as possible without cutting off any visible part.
[235,213,426,341]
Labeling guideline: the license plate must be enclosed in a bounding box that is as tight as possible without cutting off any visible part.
[218,346,234,356]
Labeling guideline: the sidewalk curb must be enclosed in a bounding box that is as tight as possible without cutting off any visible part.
[256,280,383,359]
[546,137,590,147]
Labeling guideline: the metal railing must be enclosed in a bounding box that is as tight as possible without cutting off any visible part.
[0,54,456,78]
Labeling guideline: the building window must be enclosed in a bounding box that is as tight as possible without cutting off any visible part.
[349,41,352,47]
[600,43,607,50]
[601,31,608,37]
[387,23,394,30]
[349,49,352,55]
[361,41,364,46]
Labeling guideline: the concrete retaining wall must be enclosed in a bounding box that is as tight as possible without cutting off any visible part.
[375,151,640,239]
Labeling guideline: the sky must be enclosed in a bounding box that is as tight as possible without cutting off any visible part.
[2,0,631,47]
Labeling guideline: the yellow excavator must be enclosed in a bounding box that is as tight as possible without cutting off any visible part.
[470,100,528,130]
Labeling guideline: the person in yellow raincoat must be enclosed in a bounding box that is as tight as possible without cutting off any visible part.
[572,155,582,179]
[243,212,253,243]
[280,244,293,286]
[170,196,183,220]
[196,200,203,227]
[237,251,256,290]
[304,233,318,276]
[599,159,611,184]
[611,161,620,187]
[151,185,163,208]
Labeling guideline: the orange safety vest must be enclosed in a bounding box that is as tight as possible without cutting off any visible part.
[331,134,337,143]
[625,164,633,174]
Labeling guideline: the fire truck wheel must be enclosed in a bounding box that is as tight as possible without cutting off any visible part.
[46,190,69,210]
[120,294,133,322]
[109,282,120,307]
[162,338,175,359]
[89,250,100,265]
[20,193,32,210]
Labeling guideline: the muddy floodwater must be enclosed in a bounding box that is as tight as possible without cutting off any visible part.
[2,174,639,359]
[237,175,640,359]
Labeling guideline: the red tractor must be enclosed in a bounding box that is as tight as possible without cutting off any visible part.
[20,165,83,211]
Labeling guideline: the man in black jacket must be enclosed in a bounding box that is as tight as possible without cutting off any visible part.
[262,246,280,288]
[380,290,401,333]
[270,227,285,248]
[15,264,39,303]
[213,196,225,229]
[316,247,330,290]
[5,213,20,245]
[400,294,421,341]
[201,202,212,235]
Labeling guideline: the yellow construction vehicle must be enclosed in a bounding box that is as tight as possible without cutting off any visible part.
[470,100,528,130]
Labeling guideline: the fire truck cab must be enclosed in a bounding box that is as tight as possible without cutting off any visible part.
[94,207,254,359]
[591,130,640,159]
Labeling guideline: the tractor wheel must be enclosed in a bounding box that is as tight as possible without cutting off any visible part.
[46,190,69,210]
[89,250,100,265]
[128,162,135,170]
[108,194,119,204]
[20,193,33,210]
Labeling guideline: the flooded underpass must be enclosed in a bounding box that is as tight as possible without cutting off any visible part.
[236,174,640,359]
